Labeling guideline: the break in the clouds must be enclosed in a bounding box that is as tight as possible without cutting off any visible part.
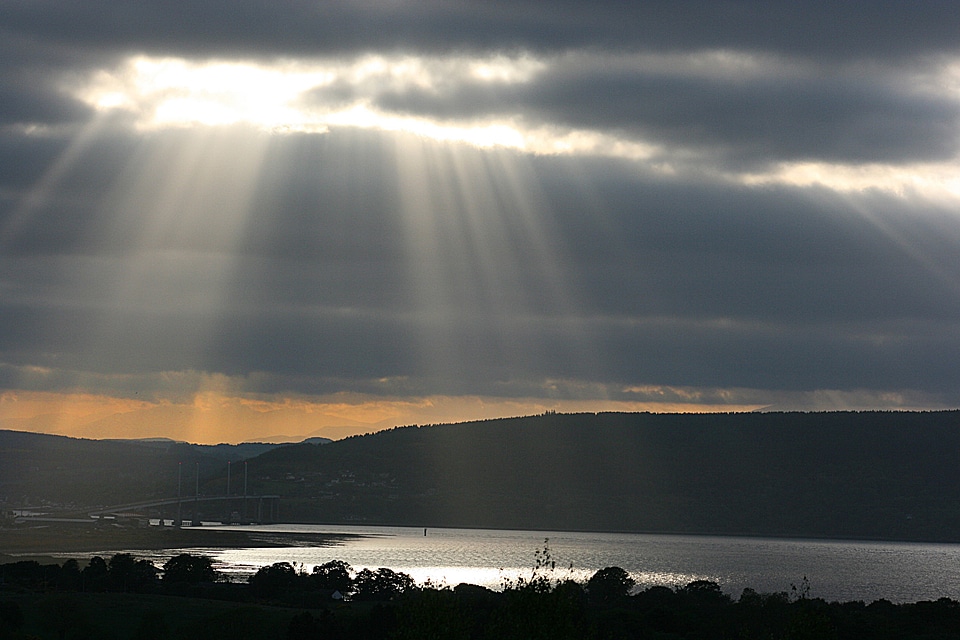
[1,2,960,441]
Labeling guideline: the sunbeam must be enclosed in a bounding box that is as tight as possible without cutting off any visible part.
[1,115,111,248]
[387,129,602,394]
[3,9,960,443]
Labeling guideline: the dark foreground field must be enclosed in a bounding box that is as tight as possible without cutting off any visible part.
[3,551,960,640]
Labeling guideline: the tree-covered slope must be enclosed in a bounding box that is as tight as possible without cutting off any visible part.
[0,430,308,509]
[6,412,960,541]
[244,411,960,541]
[0,430,226,508]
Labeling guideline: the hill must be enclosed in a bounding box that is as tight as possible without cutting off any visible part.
[5,412,960,541]
[0,430,325,512]
[242,411,960,541]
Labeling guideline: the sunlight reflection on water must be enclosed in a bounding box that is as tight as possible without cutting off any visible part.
[82,524,960,603]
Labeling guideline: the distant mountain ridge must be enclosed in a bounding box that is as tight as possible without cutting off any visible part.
[102,436,331,461]
[0,429,327,509]
[5,412,960,542]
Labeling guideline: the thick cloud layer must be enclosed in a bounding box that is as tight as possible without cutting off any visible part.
[1,1,960,427]
[375,62,960,165]
[3,1,960,59]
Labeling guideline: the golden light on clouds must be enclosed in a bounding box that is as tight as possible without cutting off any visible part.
[0,390,151,422]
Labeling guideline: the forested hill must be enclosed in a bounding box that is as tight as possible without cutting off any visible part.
[247,411,960,541]
[0,430,319,509]
[6,412,960,542]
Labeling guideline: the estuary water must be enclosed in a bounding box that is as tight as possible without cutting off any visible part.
[144,524,960,603]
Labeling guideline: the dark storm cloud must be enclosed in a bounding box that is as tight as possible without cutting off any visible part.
[0,79,92,128]
[534,165,960,324]
[189,137,960,398]
[5,126,959,401]
[583,68,957,164]
[3,1,959,60]
[372,63,960,165]
[1,2,960,409]
[0,131,67,188]
[0,127,147,257]
[587,316,960,394]
[3,2,959,169]
[0,36,96,128]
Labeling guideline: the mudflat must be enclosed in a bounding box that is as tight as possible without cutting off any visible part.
[0,523,357,562]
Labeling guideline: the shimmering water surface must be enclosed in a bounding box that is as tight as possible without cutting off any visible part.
[133,525,960,603]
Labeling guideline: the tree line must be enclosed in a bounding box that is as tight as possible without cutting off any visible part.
[3,551,960,639]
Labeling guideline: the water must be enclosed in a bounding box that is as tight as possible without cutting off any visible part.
[119,524,960,603]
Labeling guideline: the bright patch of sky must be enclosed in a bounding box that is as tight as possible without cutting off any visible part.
[72,51,960,196]
[76,54,541,147]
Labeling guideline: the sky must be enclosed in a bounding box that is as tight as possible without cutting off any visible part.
[2,2,960,444]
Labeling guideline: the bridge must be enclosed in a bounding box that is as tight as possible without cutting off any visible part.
[87,494,282,526]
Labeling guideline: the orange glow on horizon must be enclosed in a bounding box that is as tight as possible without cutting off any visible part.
[0,389,762,444]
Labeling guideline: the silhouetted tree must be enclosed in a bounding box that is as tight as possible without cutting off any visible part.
[310,560,353,594]
[392,588,473,640]
[80,556,109,592]
[0,560,43,591]
[493,579,586,639]
[163,554,219,584]
[503,538,563,594]
[679,579,730,603]
[586,566,635,603]
[249,562,299,598]
[353,567,415,601]
[108,553,158,593]
[58,558,81,591]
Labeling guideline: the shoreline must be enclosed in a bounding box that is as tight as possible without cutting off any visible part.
[0,523,359,563]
